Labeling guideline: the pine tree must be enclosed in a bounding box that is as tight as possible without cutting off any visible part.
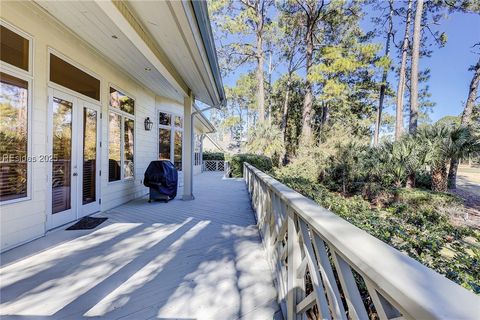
[374,0,394,146]
[395,0,413,140]
[208,0,274,122]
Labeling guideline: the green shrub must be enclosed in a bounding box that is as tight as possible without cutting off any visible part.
[275,144,329,183]
[415,170,432,189]
[226,153,272,177]
[394,188,462,210]
[274,173,480,294]
[202,152,225,161]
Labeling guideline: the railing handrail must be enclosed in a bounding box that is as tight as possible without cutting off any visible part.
[244,162,480,320]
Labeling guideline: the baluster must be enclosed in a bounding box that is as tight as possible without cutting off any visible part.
[274,207,288,247]
[364,279,402,320]
[298,219,331,319]
[330,251,369,320]
[311,233,347,319]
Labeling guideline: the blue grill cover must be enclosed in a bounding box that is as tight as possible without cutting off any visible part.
[144,160,178,199]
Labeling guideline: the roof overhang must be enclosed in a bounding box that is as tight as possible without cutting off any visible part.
[35,1,224,107]
[193,103,216,133]
[190,1,225,105]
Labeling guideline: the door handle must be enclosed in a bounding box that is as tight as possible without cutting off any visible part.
[73,172,78,176]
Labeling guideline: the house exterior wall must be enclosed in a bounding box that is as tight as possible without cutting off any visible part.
[0,2,204,252]
[156,96,205,177]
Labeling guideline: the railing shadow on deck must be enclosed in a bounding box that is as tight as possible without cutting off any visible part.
[243,162,480,320]
[1,174,279,319]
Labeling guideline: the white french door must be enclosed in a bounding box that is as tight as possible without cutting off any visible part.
[47,88,101,230]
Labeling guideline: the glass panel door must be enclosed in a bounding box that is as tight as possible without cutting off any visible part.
[52,97,73,214]
[82,108,97,205]
[47,89,78,229]
[47,90,101,229]
[79,100,101,217]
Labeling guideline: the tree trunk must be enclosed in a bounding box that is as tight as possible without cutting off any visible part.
[431,163,448,192]
[256,17,265,122]
[301,26,314,144]
[238,103,244,142]
[409,0,424,135]
[267,52,273,124]
[395,0,413,140]
[448,157,459,189]
[461,57,480,125]
[282,78,291,133]
[447,58,480,188]
[282,77,291,164]
[321,102,328,127]
[374,85,387,145]
[374,0,394,146]
[406,173,415,188]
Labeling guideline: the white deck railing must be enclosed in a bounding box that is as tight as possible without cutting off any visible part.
[244,163,480,320]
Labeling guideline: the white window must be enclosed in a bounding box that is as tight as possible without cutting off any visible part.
[158,111,183,171]
[0,21,32,203]
[108,86,134,182]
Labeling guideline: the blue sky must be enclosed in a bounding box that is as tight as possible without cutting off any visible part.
[368,9,480,122]
[215,6,480,123]
[416,12,480,121]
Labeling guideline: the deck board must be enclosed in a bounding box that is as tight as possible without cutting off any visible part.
[0,173,281,320]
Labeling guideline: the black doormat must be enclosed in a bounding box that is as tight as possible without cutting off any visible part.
[66,217,108,230]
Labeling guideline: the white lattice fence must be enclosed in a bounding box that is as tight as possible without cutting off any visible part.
[203,160,225,172]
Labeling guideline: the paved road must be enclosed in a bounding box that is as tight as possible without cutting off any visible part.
[456,167,480,198]
[452,167,480,229]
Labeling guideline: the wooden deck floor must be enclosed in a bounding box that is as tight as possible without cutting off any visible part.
[0,173,281,320]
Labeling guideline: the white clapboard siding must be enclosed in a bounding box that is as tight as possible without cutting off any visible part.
[0,1,207,251]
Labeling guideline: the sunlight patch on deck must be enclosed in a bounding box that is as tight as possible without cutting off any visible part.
[0,173,280,320]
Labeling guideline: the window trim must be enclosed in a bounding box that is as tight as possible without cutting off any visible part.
[47,48,103,105]
[109,83,136,117]
[108,84,135,183]
[0,67,33,205]
[157,108,184,171]
[0,19,34,77]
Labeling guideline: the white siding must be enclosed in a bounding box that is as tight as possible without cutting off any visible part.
[0,2,208,252]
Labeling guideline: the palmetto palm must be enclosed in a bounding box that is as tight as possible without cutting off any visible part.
[379,136,425,187]
[446,126,480,188]
[417,124,452,192]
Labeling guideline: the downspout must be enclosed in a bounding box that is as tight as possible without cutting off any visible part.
[188,100,226,198]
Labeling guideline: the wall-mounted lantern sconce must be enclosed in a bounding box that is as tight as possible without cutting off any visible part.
[144,117,153,131]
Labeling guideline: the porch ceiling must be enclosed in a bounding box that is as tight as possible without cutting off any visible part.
[35,1,220,106]
[127,1,221,106]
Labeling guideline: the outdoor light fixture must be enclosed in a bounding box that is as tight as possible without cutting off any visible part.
[144,117,153,131]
